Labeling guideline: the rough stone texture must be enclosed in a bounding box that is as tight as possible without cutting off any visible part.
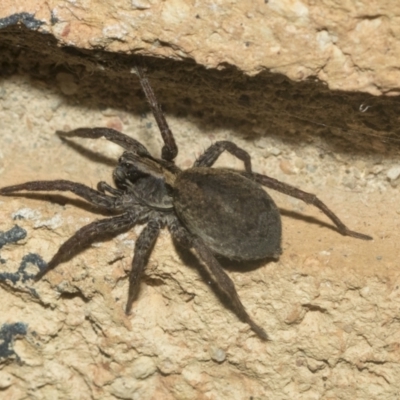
[2,0,400,95]
[0,2,400,400]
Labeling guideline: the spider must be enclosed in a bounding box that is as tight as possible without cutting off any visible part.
[0,66,372,340]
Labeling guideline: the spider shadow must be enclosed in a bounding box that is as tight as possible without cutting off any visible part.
[5,193,118,217]
[170,239,275,323]
[5,193,128,267]
[169,208,342,323]
[57,135,117,167]
[171,208,338,278]
[279,207,339,235]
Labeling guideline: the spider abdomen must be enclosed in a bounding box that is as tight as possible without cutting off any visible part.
[173,168,282,261]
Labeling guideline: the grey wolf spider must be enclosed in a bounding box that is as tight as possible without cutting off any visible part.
[0,66,372,340]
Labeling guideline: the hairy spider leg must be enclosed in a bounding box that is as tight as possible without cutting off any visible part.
[136,65,178,161]
[36,212,139,280]
[189,138,371,241]
[167,217,269,340]
[97,181,124,196]
[194,140,253,173]
[56,128,151,156]
[125,219,161,313]
[0,180,146,280]
[250,172,372,240]
[0,180,120,210]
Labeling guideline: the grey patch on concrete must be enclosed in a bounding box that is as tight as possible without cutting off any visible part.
[0,225,27,250]
[0,13,44,30]
[0,322,28,362]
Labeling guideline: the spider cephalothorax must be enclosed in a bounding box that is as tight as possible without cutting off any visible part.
[0,66,372,340]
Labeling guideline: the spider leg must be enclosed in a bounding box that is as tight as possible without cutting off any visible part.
[168,218,269,340]
[135,65,178,162]
[35,212,138,280]
[194,141,253,173]
[125,219,161,314]
[97,181,124,196]
[250,172,373,240]
[57,128,151,156]
[0,180,121,211]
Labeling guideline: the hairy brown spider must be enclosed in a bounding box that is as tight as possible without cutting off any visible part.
[0,66,372,340]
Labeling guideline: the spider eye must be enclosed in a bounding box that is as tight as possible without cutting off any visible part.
[114,164,146,187]
[127,169,149,182]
